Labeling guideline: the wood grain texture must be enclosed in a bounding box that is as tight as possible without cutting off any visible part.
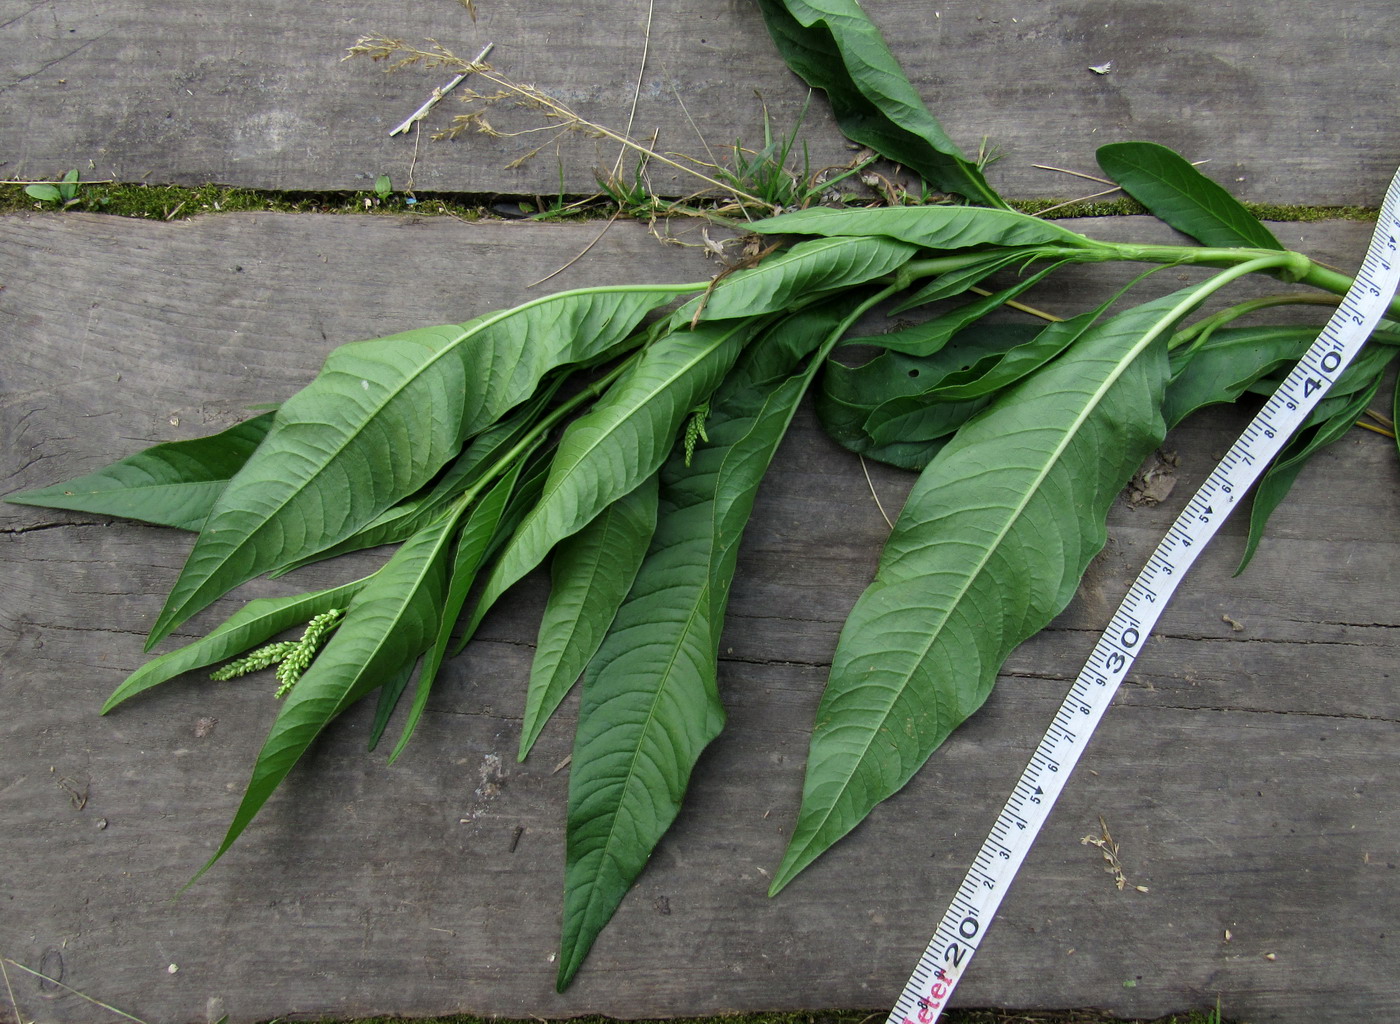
[1,0,1396,204]
[2,213,1398,1023]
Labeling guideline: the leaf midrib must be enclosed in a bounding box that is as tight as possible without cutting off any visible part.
[499,323,743,593]
[161,289,659,638]
[784,315,1170,873]
[568,572,713,975]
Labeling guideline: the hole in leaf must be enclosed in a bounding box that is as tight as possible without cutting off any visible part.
[907,369,920,378]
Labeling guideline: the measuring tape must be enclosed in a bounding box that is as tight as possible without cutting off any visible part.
[888,165,1400,1024]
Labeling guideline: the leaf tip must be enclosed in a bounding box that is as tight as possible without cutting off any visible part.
[554,948,582,992]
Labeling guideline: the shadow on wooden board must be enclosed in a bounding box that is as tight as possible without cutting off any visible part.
[1,212,1398,1023]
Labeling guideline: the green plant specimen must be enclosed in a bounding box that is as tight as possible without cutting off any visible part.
[25,168,82,208]
[10,0,1400,992]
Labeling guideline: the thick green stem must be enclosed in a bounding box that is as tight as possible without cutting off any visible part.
[1168,294,1342,352]
[1090,240,1400,319]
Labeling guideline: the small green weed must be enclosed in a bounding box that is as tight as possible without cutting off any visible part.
[24,169,82,208]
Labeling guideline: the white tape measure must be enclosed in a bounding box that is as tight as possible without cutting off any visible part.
[888,166,1400,1024]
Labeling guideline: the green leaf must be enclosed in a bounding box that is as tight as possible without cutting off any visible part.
[753,0,1006,207]
[771,286,1204,894]
[191,509,460,883]
[880,263,1060,354]
[557,301,843,990]
[749,205,1096,252]
[367,661,416,752]
[889,251,1026,313]
[270,378,564,574]
[926,305,1114,401]
[25,183,62,203]
[817,323,1040,464]
[388,457,530,764]
[678,234,915,324]
[1096,141,1284,251]
[1163,326,1317,427]
[7,412,275,530]
[520,473,660,760]
[1395,362,1400,462]
[59,168,80,202]
[1236,346,1396,573]
[148,286,685,648]
[101,576,369,713]
[470,318,759,628]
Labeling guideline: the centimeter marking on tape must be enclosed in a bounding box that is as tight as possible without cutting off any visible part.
[889,165,1400,1024]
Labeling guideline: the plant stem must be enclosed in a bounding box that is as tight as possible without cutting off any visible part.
[1169,293,1342,352]
[807,283,906,372]
[1092,240,1400,319]
[896,252,1021,286]
[452,355,640,512]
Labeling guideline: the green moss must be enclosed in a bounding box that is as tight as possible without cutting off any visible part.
[1011,195,1378,223]
[1010,196,1149,219]
[1239,201,1377,223]
[2,177,1377,231]
[281,1007,1238,1024]
[0,181,491,220]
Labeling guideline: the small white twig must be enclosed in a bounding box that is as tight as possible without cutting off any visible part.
[859,456,894,531]
[389,42,495,136]
[1032,183,1124,217]
[1033,164,1114,185]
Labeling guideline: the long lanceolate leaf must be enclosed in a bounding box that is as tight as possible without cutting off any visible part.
[1096,141,1285,251]
[519,474,660,760]
[148,286,695,648]
[389,459,531,764]
[818,324,1040,468]
[750,204,1098,253]
[677,234,916,324]
[753,0,1007,208]
[272,378,566,574]
[557,301,853,990]
[771,278,1280,894]
[7,411,275,531]
[1236,345,1397,573]
[470,318,760,627]
[1163,325,1319,427]
[192,509,461,882]
[101,576,370,713]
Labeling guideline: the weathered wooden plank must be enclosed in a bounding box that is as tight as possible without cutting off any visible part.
[2,213,1398,1024]
[1,0,1395,205]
